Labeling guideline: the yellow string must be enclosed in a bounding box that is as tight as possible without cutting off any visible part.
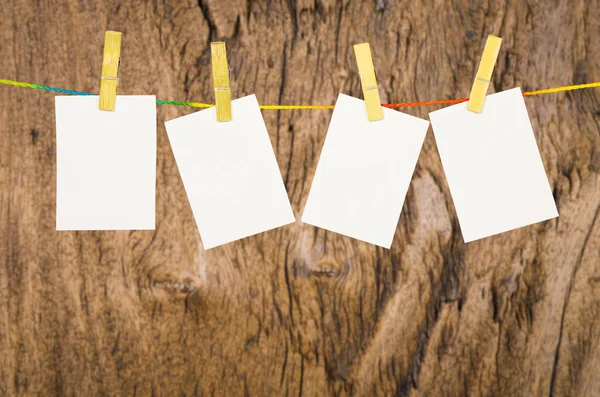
[259,104,335,109]
[523,82,600,96]
[0,78,598,109]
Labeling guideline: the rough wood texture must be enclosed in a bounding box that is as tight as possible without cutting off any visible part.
[1,1,599,396]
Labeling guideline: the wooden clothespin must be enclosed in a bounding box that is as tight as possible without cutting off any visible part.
[467,35,502,113]
[211,42,232,122]
[353,43,383,121]
[99,31,122,111]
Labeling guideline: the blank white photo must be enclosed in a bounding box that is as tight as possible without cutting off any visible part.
[55,95,157,230]
[429,88,558,242]
[302,94,430,248]
[165,94,295,249]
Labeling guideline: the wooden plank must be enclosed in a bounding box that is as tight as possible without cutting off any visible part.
[0,1,599,396]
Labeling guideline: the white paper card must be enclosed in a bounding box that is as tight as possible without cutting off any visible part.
[55,95,157,230]
[165,94,295,249]
[302,94,430,248]
[429,87,558,242]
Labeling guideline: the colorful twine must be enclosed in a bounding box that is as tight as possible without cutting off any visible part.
[1,79,598,110]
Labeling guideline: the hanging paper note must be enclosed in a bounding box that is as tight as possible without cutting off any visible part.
[165,94,295,249]
[302,94,429,248]
[55,95,157,230]
[429,87,558,242]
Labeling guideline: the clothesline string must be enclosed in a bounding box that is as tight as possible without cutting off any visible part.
[1,78,599,110]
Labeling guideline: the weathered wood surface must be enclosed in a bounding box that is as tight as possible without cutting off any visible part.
[1,1,599,396]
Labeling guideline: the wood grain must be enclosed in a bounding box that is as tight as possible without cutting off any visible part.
[1,0,599,396]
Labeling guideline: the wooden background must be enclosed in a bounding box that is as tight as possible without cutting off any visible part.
[1,0,599,396]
